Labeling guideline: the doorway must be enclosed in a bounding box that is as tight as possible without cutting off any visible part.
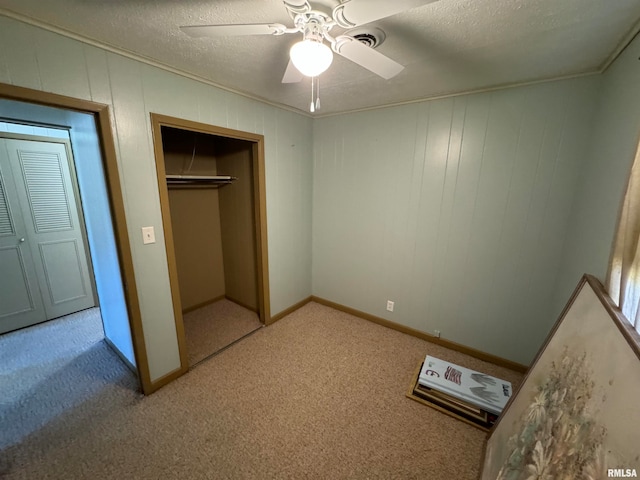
[0,83,150,394]
[151,114,270,369]
[0,134,97,334]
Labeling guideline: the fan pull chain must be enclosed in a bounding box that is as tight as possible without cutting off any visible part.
[310,76,315,113]
[309,77,322,113]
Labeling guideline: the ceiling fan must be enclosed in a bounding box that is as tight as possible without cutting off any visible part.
[180,0,438,84]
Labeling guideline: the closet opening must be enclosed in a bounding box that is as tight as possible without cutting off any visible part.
[151,114,270,370]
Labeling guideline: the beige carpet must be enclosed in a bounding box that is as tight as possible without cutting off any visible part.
[183,299,263,366]
[1,302,523,479]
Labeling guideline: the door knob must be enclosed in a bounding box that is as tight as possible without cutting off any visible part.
[19,238,25,243]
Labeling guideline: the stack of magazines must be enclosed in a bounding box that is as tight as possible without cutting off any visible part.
[411,355,512,429]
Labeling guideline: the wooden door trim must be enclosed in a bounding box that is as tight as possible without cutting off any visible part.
[150,113,271,373]
[0,82,152,395]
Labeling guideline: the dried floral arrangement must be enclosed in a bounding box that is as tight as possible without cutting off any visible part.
[480,275,640,480]
[495,347,606,480]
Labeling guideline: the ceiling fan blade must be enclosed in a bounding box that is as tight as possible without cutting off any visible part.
[333,36,404,79]
[282,60,304,83]
[332,0,438,28]
[180,23,288,38]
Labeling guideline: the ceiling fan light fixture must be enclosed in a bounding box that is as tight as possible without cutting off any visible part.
[290,39,333,77]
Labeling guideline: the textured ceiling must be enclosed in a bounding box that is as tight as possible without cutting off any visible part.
[1,0,639,116]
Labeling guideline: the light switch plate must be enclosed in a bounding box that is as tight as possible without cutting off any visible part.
[142,226,156,245]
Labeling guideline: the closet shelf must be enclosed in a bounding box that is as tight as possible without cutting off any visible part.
[166,174,236,188]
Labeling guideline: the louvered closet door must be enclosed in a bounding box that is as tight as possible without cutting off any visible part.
[0,140,46,333]
[0,138,95,333]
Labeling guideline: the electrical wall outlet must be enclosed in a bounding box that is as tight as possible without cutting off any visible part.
[434,329,441,338]
[386,300,394,312]
[142,226,156,245]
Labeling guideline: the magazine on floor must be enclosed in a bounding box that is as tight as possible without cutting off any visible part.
[418,355,512,415]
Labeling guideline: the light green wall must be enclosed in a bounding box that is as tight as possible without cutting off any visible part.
[0,16,313,382]
[3,12,639,374]
[312,77,601,365]
[553,34,640,317]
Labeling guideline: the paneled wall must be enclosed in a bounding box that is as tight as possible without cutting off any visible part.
[0,15,313,382]
[553,33,640,316]
[313,77,600,365]
[4,12,637,375]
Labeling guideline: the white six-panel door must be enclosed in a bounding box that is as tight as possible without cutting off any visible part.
[0,138,95,334]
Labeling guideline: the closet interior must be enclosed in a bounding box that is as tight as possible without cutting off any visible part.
[161,126,262,366]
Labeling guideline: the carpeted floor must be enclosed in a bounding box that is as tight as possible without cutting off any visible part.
[0,302,523,479]
[183,299,263,366]
[0,307,115,451]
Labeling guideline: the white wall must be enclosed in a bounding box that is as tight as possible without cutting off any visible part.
[0,16,313,382]
[313,77,601,365]
[553,34,640,317]
[0,121,69,138]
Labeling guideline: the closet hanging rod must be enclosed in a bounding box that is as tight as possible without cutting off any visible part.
[166,174,235,182]
[165,174,236,187]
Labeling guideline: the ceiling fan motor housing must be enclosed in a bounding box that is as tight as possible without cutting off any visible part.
[302,18,326,43]
[293,10,334,41]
